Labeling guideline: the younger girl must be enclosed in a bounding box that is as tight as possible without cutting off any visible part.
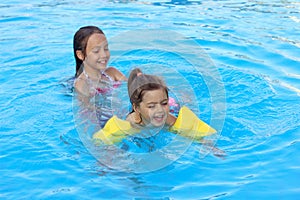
[127,68,225,157]
[126,68,176,128]
[93,68,225,157]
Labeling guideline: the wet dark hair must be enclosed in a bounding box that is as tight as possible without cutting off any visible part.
[127,68,169,108]
[73,26,104,77]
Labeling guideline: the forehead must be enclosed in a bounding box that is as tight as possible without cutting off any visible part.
[86,33,107,48]
[142,89,168,103]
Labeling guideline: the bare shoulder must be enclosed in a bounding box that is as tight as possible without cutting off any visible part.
[105,67,127,81]
[166,113,177,126]
[126,112,144,129]
[74,76,89,97]
[126,112,141,125]
[126,112,135,123]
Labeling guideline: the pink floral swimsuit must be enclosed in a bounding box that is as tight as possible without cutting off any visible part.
[75,70,122,127]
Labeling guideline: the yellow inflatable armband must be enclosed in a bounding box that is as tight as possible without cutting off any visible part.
[93,116,138,145]
[169,106,216,139]
[93,106,215,145]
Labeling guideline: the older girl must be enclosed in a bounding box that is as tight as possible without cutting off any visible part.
[73,26,126,126]
[73,25,126,97]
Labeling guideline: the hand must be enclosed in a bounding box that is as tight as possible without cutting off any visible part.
[210,146,226,159]
[199,140,226,159]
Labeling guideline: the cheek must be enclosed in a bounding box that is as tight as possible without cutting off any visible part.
[85,53,96,61]
[163,105,170,113]
[140,108,151,119]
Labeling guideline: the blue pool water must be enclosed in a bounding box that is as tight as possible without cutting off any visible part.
[1,0,300,199]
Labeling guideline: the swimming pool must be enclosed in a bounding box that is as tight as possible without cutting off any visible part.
[1,0,299,199]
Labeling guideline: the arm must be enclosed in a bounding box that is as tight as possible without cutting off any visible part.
[105,67,127,81]
[74,77,93,107]
[198,139,226,159]
[93,116,139,145]
[166,113,177,126]
[169,106,226,158]
[169,106,216,138]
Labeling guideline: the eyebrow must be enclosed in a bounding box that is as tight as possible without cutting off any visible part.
[146,98,168,105]
[93,44,108,49]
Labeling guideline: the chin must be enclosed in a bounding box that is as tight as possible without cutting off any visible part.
[151,121,165,127]
[98,64,107,70]
[99,67,107,71]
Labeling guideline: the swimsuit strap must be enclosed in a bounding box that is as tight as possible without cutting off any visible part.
[82,69,117,95]
[101,71,114,82]
[83,69,113,83]
[82,69,95,83]
[98,70,122,88]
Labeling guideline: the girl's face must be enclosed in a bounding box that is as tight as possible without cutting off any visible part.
[83,33,110,72]
[136,88,170,127]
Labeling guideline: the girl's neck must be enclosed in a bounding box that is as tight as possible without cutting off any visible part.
[83,66,103,81]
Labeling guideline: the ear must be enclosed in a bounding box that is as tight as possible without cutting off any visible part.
[133,103,139,113]
[76,50,84,61]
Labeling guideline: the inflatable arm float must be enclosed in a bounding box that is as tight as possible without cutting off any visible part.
[93,106,216,144]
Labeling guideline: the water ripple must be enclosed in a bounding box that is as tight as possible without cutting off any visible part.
[1,0,300,199]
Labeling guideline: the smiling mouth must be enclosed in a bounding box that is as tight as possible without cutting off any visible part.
[153,115,165,122]
[98,60,107,64]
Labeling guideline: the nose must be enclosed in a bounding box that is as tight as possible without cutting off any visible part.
[99,48,107,58]
[156,104,164,113]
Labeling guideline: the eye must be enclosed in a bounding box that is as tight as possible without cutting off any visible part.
[161,101,168,106]
[148,104,155,109]
[92,49,100,53]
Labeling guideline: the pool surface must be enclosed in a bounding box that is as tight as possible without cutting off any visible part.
[1,0,300,199]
